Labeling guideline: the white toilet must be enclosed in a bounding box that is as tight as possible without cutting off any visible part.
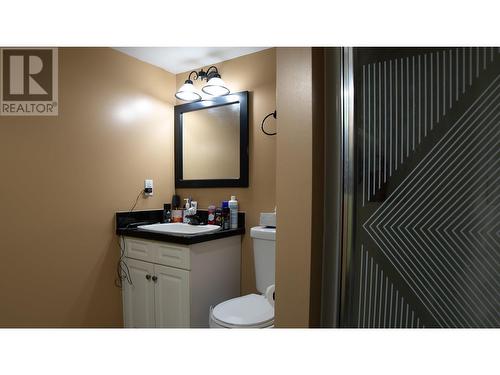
[209,225,276,328]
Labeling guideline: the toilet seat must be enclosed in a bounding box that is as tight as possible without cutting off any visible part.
[211,294,274,328]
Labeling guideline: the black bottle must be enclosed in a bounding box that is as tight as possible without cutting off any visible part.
[221,201,230,230]
[171,194,181,210]
[163,204,171,223]
[215,207,223,227]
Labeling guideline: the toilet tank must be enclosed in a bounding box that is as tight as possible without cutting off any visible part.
[250,226,276,294]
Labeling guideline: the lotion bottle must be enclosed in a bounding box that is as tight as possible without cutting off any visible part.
[228,196,238,229]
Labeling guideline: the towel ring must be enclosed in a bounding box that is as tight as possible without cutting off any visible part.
[261,110,277,136]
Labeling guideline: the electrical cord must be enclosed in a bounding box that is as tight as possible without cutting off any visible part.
[115,188,145,288]
[115,235,132,288]
[129,189,144,212]
[261,110,277,136]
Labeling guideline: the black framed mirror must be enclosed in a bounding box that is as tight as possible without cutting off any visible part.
[174,91,249,188]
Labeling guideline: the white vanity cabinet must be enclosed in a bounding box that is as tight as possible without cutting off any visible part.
[121,235,241,328]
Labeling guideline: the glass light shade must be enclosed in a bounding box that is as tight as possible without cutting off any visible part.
[175,81,202,101]
[202,77,230,96]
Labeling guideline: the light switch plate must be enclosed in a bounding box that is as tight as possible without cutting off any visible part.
[144,179,153,196]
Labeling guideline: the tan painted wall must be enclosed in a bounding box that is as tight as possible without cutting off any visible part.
[275,48,313,327]
[175,48,277,296]
[275,47,324,327]
[0,48,176,327]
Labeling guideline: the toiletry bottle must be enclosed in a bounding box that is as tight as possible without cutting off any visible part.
[215,207,223,227]
[222,201,230,230]
[163,203,171,223]
[171,194,180,209]
[228,195,238,229]
[171,210,183,223]
[171,194,183,222]
[183,198,191,223]
[208,205,216,225]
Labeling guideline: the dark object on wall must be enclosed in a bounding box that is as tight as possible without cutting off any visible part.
[261,110,277,135]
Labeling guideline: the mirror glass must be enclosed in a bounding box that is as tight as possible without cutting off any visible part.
[182,103,240,180]
[175,91,248,188]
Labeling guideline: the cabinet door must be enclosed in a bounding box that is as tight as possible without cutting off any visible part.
[154,264,190,328]
[122,258,155,328]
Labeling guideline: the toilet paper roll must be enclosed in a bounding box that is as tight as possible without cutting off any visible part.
[265,284,275,307]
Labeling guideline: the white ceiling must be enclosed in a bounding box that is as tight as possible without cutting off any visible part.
[113,47,269,74]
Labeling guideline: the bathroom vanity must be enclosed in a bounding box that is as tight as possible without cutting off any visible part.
[116,210,244,328]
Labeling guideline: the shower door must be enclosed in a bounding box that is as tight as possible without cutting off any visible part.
[340,47,500,328]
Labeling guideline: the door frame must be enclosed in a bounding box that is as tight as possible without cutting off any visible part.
[338,47,356,327]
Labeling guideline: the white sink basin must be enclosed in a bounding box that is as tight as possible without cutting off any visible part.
[137,223,222,236]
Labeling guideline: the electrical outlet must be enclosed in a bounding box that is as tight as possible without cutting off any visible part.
[144,179,153,196]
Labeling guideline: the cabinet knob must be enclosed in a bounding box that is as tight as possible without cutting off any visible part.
[152,275,158,282]
[146,274,151,280]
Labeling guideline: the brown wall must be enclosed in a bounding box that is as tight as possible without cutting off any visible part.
[0,48,176,327]
[275,47,324,327]
[175,48,277,296]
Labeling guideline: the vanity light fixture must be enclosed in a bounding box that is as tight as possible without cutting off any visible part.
[174,78,202,102]
[175,66,230,102]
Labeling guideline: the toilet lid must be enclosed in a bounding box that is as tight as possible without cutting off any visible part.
[212,294,274,326]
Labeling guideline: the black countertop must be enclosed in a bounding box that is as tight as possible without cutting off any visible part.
[115,209,245,245]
